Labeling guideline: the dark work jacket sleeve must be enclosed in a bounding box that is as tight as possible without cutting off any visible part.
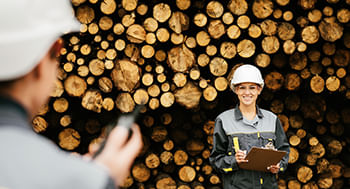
[275,118,290,173]
[209,118,238,174]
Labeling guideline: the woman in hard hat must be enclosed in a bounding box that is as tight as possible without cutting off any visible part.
[209,64,290,189]
[0,0,142,188]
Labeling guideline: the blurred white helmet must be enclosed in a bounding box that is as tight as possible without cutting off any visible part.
[0,0,81,81]
[231,64,264,90]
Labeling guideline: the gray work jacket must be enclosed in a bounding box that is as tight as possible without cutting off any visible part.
[0,96,115,189]
[209,105,290,189]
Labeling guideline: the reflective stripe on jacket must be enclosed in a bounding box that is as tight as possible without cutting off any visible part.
[209,105,290,189]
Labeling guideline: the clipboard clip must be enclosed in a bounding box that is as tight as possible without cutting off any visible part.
[264,141,276,150]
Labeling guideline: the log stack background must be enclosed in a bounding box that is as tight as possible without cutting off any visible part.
[31,0,350,188]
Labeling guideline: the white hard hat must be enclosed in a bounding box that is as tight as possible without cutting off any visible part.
[0,0,81,81]
[230,64,264,90]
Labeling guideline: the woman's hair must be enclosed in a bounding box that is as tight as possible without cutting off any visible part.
[0,77,21,91]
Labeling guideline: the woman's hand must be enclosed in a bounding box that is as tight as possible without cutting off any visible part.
[267,163,280,174]
[235,150,248,164]
[94,124,143,187]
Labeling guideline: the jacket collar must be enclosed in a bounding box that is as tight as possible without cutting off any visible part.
[234,104,264,120]
[0,95,30,130]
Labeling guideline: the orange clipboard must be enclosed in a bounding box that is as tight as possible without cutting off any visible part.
[238,147,287,172]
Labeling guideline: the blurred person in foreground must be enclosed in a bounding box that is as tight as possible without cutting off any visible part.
[0,0,142,188]
[209,64,290,189]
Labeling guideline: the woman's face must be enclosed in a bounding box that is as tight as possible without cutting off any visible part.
[234,82,262,107]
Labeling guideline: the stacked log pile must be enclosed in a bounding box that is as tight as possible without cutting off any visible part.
[31,0,350,188]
